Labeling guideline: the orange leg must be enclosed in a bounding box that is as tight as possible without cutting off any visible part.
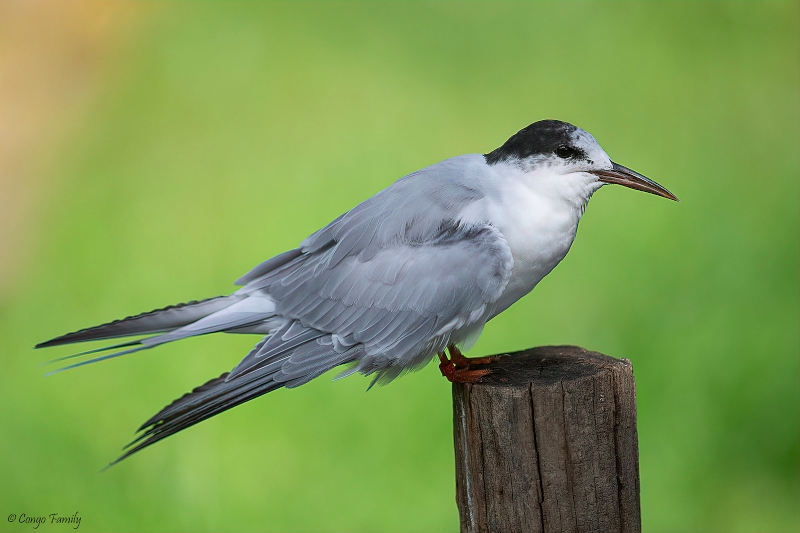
[438,346,496,383]
[448,344,499,368]
[438,352,456,381]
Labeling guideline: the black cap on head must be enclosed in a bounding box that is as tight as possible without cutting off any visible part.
[485,120,578,165]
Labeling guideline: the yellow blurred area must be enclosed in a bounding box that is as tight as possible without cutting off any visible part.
[0,0,145,297]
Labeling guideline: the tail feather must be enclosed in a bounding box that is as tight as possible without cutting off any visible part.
[36,289,367,466]
[43,340,142,366]
[36,295,242,348]
[143,293,276,345]
[38,293,282,374]
[44,343,153,376]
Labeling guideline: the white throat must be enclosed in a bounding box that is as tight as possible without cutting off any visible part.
[463,160,603,316]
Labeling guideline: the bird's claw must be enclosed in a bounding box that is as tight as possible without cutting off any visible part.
[448,344,499,369]
[438,346,495,383]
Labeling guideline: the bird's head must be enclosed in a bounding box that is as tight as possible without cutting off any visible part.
[485,120,678,206]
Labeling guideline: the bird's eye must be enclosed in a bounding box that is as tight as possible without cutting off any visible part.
[556,145,574,159]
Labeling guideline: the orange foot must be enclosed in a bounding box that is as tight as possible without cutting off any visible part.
[438,344,497,383]
[448,344,499,368]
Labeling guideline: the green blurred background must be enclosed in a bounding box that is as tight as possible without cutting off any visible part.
[1,1,798,531]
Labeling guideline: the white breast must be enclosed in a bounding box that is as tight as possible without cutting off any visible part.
[460,162,585,317]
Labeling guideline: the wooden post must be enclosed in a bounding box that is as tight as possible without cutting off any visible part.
[453,345,640,533]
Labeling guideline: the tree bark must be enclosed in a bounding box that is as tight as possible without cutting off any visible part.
[453,345,640,533]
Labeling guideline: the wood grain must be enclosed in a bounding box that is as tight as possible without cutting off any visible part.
[453,345,640,533]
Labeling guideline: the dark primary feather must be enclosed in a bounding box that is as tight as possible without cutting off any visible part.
[112,328,361,466]
[111,369,283,466]
[42,294,276,375]
[36,295,240,348]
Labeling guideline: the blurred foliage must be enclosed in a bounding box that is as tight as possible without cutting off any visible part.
[1,2,798,532]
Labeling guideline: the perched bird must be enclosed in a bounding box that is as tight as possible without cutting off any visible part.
[37,119,677,464]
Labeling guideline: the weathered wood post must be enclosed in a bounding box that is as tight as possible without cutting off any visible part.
[453,345,640,533]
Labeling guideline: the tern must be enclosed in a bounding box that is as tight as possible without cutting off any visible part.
[37,119,677,463]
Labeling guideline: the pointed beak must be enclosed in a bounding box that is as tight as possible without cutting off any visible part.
[591,162,679,201]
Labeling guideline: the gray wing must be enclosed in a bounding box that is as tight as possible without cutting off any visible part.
[238,155,514,383]
[107,155,513,463]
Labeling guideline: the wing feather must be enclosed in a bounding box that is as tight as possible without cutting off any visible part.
[232,157,514,381]
[255,224,513,379]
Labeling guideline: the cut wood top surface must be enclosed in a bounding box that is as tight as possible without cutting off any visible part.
[469,345,631,387]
